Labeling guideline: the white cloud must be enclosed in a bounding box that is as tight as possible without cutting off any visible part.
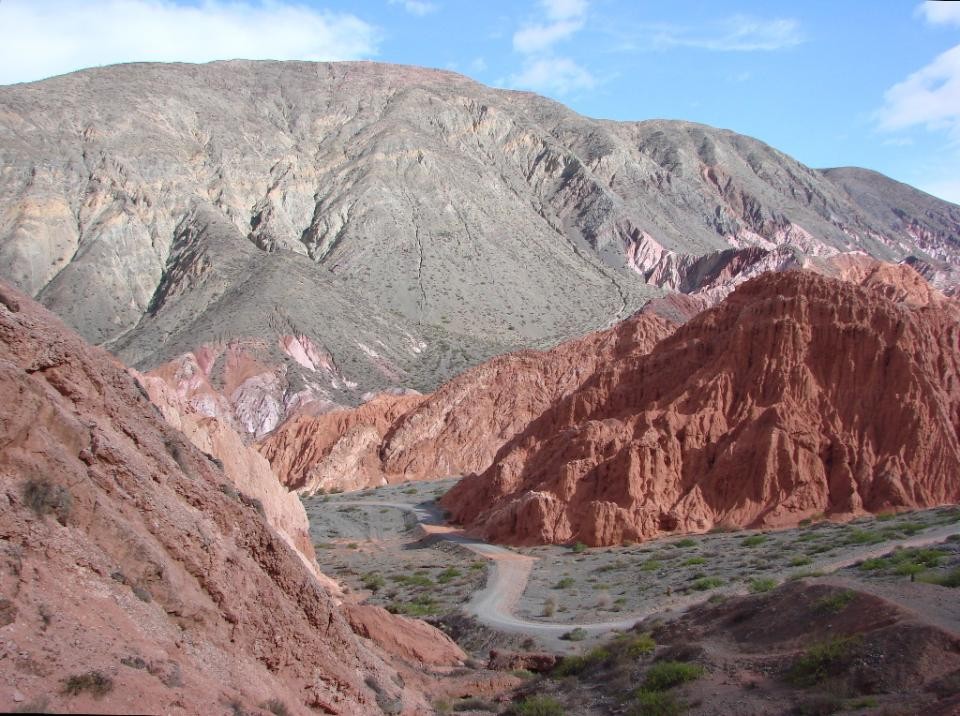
[508,56,595,95]
[513,0,588,54]
[917,1,960,26]
[469,57,488,72]
[649,15,803,52]
[0,0,379,86]
[388,0,438,16]
[877,44,960,140]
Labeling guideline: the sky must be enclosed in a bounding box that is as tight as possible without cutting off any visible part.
[1,0,958,203]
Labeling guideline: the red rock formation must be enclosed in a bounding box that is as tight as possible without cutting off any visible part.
[442,270,960,546]
[259,313,675,493]
[0,282,464,714]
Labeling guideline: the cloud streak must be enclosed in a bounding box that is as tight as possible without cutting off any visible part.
[636,15,803,52]
[388,0,438,17]
[0,0,379,86]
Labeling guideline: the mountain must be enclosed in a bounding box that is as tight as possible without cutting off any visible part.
[0,281,469,714]
[2,60,959,430]
[442,269,960,546]
[257,311,674,493]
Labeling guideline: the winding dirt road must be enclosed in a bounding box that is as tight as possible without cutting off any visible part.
[335,500,960,649]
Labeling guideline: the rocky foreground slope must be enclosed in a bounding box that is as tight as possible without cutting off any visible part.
[2,61,959,425]
[442,269,960,545]
[0,282,471,715]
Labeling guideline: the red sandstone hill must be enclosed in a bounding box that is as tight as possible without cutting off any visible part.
[257,312,675,493]
[0,283,467,715]
[442,269,960,546]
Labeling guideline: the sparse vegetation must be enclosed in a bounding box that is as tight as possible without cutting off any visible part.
[627,690,683,716]
[787,636,859,687]
[673,538,696,548]
[790,556,813,567]
[741,535,768,547]
[919,567,960,588]
[571,542,588,554]
[554,577,575,589]
[437,567,462,583]
[561,627,588,641]
[22,478,72,523]
[691,577,723,591]
[62,670,114,697]
[361,573,386,592]
[682,556,706,566]
[510,695,565,716]
[813,590,855,614]
[642,661,704,691]
[749,577,777,593]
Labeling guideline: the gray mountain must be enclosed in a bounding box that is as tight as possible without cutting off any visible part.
[1,60,958,410]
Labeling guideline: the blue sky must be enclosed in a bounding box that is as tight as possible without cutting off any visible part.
[2,0,958,203]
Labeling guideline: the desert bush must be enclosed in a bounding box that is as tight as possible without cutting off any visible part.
[787,636,859,687]
[673,538,696,548]
[438,567,462,583]
[641,559,662,572]
[622,632,656,658]
[749,578,777,593]
[813,591,854,614]
[682,556,706,566]
[627,690,682,716]
[561,627,588,641]
[642,661,704,691]
[571,542,587,554]
[691,577,723,591]
[554,577,575,589]
[361,573,385,592]
[542,597,556,617]
[22,478,72,523]
[791,556,813,567]
[62,670,113,697]
[741,535,768,547]
[919,567,960,588]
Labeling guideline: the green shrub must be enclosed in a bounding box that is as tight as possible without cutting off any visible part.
[682,557,706,566]
[791,556,813,567]
[62,671,113,697]
[361,573,386,592]
[691,577,723,591]
[741,535,768,547]
[623,632,657,657]
[749,578,777,593]
[627,690,683,716]
[561,627,588,641]
[813,590,855,614]
[641,559,662,572]
[553,647,609,676]
[787,637,859,687]
[673,538,696,548]
[919,568,960,588]
[571,542,588,554]
[846,529,884,545]
[22,478,72,523]
[512,695,564,715]
[858,557,887,571]
[642,661,704,691]
[554,577,575,589]
[437,567,462,583]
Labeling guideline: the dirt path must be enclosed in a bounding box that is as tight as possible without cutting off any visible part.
[335,500,960,649]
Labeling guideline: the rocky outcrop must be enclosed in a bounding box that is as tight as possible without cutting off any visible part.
[259,313,674,493]
[2,61,959,410]
[344,604,466,667]
[0,281,463,714]
[442,270,960,546]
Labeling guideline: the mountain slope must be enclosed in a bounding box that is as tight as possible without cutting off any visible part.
[0,281,463,714]
[442,269,960,546]
[2,60,959,410]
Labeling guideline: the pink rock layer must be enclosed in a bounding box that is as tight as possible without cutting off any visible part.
[258,313,675,494]
[442,268,960,546]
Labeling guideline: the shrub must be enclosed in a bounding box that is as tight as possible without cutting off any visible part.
[627,690,683,716]
[553,647,609,677]
[741,535,768,547]
[673,538,696,548]
[542,597,556,617]
[62,670,114,697]
[571,542,588,554]
[787,637,859,687]
[858,557,887,571]
[691,577,723,591]
[511,695,565,715]
[623,632,656,658]
[919,568,960,588]
[554,577,575,589]
[682,556,706,566]
[749,578,777,593]
[22,478,72,523]
[437,567,462,583]
[641,559,662,572]
[361,573,386,592]
[814,590,855,614]
[791,556,813,567]
[561,627,588,641]
[642,661,704,691]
